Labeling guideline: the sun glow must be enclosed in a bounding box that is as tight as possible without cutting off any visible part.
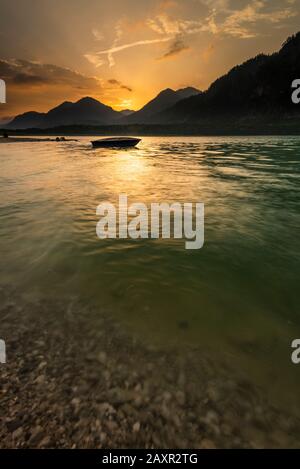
[115,99,134,110]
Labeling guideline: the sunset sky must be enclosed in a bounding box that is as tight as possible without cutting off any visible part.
[0,0,299,122]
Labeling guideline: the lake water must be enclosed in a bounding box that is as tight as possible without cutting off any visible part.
[1,136,300,420]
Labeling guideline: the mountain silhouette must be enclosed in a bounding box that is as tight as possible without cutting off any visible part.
[153,32,300,124]
[6,32,300,131]
[9,97,120,129]
[122,87,200,124]
[8,88,200,129]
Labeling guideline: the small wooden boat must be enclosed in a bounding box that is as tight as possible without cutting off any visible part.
[91,137,141,148]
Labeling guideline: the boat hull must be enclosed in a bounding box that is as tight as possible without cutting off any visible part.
[91,137,141,148]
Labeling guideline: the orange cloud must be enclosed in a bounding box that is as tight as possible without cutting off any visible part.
[158,35,190,60]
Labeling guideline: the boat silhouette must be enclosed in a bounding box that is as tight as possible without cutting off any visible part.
[91,137,141,148]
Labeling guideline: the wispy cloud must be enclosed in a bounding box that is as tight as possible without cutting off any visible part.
[220,0,298,38]
[84,54,105,68]
[85,36,172,67]
[85,0,298,67]
[158,35,190,59]
[107,19,125,66]
[85,13,199,67]
[92,28,104,41]
[0,59,102,89]
[147,14,206,36]
[107,78,133,92]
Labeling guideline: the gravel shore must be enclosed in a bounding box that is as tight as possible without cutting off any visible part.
[1,285,299,449]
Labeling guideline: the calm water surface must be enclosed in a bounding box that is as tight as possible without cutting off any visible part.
[0,136,299,412]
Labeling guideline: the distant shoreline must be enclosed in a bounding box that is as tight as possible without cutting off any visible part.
[0,137,78,143]
[1,121,300,138]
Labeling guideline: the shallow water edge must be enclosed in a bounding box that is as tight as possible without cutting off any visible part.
[1,286,299,449]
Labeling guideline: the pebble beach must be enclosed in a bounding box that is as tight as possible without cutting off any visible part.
[1,286,299,449]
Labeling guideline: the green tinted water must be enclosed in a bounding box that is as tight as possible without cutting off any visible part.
[0,136,299,411]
